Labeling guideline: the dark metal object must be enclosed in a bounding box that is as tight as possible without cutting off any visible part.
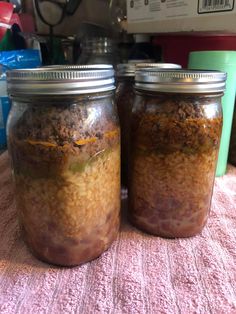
[34,0,82,64]
[8,0,22,13]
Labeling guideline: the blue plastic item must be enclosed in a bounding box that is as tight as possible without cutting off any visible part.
[0,49,41,69]
[0,64,10,149]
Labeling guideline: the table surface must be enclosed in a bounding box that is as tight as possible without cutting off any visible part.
[0,152,236,314]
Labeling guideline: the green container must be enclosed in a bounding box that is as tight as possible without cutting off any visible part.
[188,51,236,176]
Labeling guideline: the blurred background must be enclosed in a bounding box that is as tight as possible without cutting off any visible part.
[0,0,161,65]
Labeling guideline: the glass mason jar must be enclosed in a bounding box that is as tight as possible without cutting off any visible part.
[7,68,120,266]
[116,63,135,186]
[116,63,182,187]
[77,37,117,66]
[129,69,226,238]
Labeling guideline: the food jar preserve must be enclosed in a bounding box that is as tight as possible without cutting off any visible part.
[116,63,135,186]
[129,69,226,238]
[116,63,182,187]
[7,68,120,266]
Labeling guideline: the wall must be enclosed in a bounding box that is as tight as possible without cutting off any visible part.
[33,0,111,37]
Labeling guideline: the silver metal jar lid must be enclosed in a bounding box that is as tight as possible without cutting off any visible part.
[135,69,226,93]
[135,63,182,69]
[7,67,115,96]
[116,63,136,77]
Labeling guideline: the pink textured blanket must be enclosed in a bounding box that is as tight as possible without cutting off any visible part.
[0,151,236,314]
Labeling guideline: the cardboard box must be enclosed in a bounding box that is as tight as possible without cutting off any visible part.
[127,0,236,34]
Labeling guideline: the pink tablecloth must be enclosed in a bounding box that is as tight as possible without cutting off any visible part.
[0,152,236,314]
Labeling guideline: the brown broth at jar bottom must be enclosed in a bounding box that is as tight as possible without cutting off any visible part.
[13,144,120,266]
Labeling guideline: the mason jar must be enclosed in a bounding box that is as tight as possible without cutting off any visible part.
[116,63,135,186]
[129,69,226,238]
[116,63,181,187]
[7,68,120,266]
[77,37,117,66]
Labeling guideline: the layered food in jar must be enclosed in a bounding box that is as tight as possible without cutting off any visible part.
[7,68,120,266]
[129,69,226,238]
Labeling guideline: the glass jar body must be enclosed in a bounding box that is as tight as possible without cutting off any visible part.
[77,37,117,66]
[78,51,115,66]
[129,91,223,238]
[7,92,120,266]
[116,77,134,186]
